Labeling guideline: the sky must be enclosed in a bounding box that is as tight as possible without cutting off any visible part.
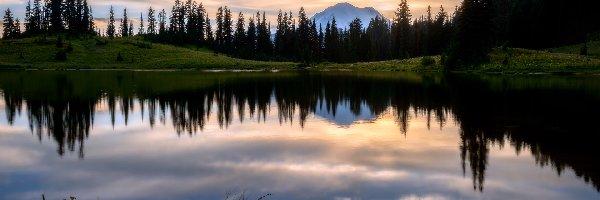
[0,0,460,33]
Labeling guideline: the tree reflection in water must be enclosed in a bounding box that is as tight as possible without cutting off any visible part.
[0,71,598,192]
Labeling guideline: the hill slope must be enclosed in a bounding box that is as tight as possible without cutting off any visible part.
[0,36,295,70]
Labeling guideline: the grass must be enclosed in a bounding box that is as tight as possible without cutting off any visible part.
[0,35,296,70]
[314,56,445,72]
[1,35,599,73]
[548,40,600,59]
[476,47,600,73]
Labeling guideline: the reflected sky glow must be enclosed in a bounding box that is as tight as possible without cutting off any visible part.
[0,98,598,200]
[1,71,599,200]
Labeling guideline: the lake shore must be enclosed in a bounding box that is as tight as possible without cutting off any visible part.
[1,37,599,74]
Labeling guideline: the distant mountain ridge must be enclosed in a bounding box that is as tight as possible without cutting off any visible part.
[311,2,387,30]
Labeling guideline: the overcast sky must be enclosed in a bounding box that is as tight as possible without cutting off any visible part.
[0,0,460,33]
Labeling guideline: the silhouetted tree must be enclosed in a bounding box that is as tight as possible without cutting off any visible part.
[392,0,412,58]
[147,7,156,35]
[120,8,129,37]
[106,6,116,38]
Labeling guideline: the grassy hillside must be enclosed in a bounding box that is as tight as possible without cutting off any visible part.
[548,41,600,59]
[1,36,598,73]
[314,56,444,72]
[477,48,600,73]
[0,36,296,70]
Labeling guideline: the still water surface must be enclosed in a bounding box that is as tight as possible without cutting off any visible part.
[0,71,599,200]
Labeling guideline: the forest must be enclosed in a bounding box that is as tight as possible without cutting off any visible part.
[2,0,599,68]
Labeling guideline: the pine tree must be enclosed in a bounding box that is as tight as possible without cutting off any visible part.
[246,16,257,55]
[31,0,43,33]
[3,8,16,39]
[205,14,214,47]
[42,0,51,31]
[233,12,245,55]
[297,7,310,61]
[197,3,206,46]
[223,7,233,52]
[147,7,156,35]
[392,0,412,58]
[256,12,272,56]
[49,0,63,31]
[215,7,224,49]
[158,9,166,35]
[448,0,495,67]
[25,0,33,33]
[120,8,129,37]
[138,13,144,35]
[129,21,134,36]
[107,6,116,38]
[274,10,285,57]
[82,0,91,33]
[348,18,363,62]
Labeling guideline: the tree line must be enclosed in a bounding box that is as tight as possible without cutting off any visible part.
[2,0,95,39]
[3,0,598,66]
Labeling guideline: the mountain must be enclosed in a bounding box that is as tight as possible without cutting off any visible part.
[314,100,378,127]
[311,2,387,30]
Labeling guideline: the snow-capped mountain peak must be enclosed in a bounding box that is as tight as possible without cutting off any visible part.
[311,2,387,30]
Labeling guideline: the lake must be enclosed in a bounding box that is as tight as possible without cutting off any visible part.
[0,71,599,200]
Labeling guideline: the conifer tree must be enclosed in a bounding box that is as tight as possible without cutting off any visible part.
[233,12,245,54]
[138,13,144,35]
[147,7,156,35]
[120,8,129,37]
[107,6,116,38]
[3,9,16,39]
[246,16,257,55]
[392,0,412,58]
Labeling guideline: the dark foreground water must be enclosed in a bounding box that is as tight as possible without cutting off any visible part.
[0,71,599,200]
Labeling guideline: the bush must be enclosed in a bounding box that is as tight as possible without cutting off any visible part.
[55,50,67,61]
[66,42,74,52]
[56,36,63,48]
[116,52,124,62]
[580,43,588,56]
[95,38,108,46]
[421,56,435,66]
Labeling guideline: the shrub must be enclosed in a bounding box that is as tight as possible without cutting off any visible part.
[66,42,74,52]
[95,38,108,46]
[116,52,124,61]
[421,56,435,66]
[580,43,588,56]
[56,36,63,48]
[55,50,67,61]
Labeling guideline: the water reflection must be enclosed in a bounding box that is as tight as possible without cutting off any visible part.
[0,71,599,198]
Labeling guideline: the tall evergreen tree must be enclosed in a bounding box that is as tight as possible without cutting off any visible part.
[147,7,156,35]
[233,12,245,55]
[205,13,214,47]
[367,16,391,61]
[222,7,233,52]
[296,7,311,61]
[158,9,166,35]
[120,8,129,37]
[348,18,363,62]
[106,6,116,38]
[129,21,134,36]
[138,13,144,35]
[246,16,257,55]
[33,0,43,33]
[392,0,412,58]
[82,0,91,33]
[49,0,63,31]
[215,7,224,49]
[447,0,495,68]
[3,8,17,39]
[25,0,33,33]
